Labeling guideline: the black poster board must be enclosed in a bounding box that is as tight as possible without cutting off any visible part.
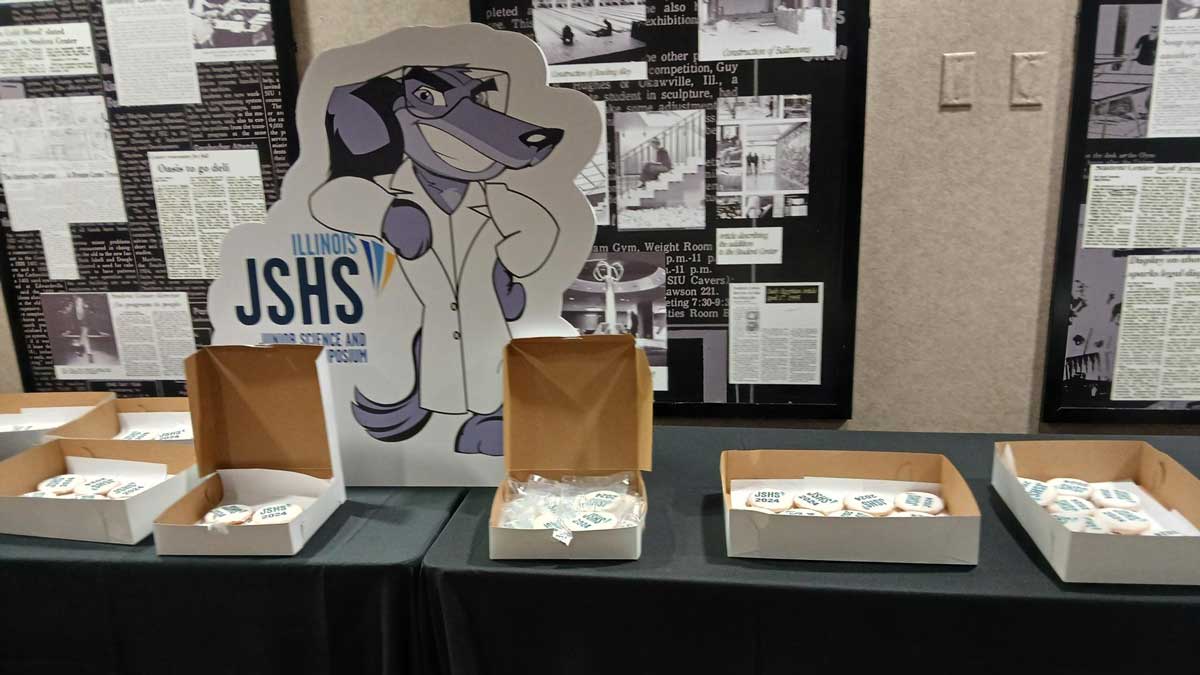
[1044,0,1200,423]
[0,0,298,396]
[472,0,868,418]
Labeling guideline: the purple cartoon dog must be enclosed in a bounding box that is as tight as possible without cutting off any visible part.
[308,65,564,456]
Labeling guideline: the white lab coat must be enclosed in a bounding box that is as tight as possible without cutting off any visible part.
[310,161,559,414]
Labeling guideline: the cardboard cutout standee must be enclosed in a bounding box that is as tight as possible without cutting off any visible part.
[206,25,602,485]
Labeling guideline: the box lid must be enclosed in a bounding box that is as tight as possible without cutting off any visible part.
[503,335,652,473]
[0,391,112,414]
[186,345,334,478]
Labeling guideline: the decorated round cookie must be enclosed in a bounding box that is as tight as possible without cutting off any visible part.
[894,491,945,515]
[844,492,894,516]
[75,476,121,497]
[1095,508,1152,535]
[1047,497,1097,516]
[1018,478,1057,507]
[792,490,843,515]
[1047,477,1092,500]
[567,511,618,531]
[249,502,304,524]
[779,508,825,517]
[203,504,254,525]
[829,509,875,518]
[1091,487,1140,510]
[747,488,792,513]
[37,474,87,495]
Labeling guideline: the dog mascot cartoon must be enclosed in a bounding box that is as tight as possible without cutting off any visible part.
[308,63,570,456]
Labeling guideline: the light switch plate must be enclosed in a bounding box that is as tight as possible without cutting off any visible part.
[1011,51,1048,106]
[941,52,976,107]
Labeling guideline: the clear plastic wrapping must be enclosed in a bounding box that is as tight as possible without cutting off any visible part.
[499,471,646,532]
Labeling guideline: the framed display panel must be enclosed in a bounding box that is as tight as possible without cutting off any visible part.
[0,0,300,397]
[472,0,868,419]
[1044,0,1200,423]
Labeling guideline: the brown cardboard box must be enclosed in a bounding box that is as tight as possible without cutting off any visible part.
[153,345,345,556]
[489,335,653,560]
[993,440,1200,584]
[722,449,981,564]
[0,392,114,459]
[49,397,191,442]
[0,438,197,544]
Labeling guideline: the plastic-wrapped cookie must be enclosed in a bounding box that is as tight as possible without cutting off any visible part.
[75,476,121,497]
[1018,478,1057,507]
[894,491,944,515]
[792,490,843,515]
[203,504,254,525]
[779,508,825,517]
[249,503,304,524]
[1091,487,1140,510]
[572,490,629,513]
[1095,508,1152,535]
[1047,497,1096,516]
[37,474,87,495]
[829,509,875,518]
[1047,477,1091,500]
[845,492,894,516]
[567,511,617,531]
[747,488,792,513]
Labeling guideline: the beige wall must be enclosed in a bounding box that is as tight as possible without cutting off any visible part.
[2,0,1193,434]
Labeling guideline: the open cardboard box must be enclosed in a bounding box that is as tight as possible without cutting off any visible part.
[0,392,114,459]
[722,450,981,564]
[153,345,345,556]
[0,438,197,544]
[50,396,192,442]
[489,335,653,560]
[993,440,1200,585]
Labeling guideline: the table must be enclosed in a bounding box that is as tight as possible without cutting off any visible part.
[0,487,463,675]
[423,427,1200,675]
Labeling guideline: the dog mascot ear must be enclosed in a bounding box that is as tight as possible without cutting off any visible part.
[325,77,408,181]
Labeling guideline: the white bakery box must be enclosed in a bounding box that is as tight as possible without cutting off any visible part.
[153,345,345,557]
[722,449,981,565]
[49,396,192,442]
[993,440,1200,585]
[0,438,197,545]
[0,392,114,459]
[489,335,653,560]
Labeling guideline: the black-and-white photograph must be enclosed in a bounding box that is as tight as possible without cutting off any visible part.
[719,94,811,124]
[41,293,120,368]
[191,0,275,62]
[576,101,611,226]
[533,0,647,67]
[717,125,742,193]
[1166,0,1200,21]
[563,250,668,389]
[1088,4,1158,139]
[614,109,706,230]
[735,193,808,219]
[699,0,837,62]
[742,121,810,193]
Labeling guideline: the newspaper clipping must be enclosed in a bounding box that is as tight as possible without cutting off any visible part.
[41,292,198,381]
[0,95,126,279]
[150,149,267,279]
[102,0,202,106]
[1083,162,1200,248]
[0,22,96,77]
[1112,255,1200,400]
[728,282,823,385]
[1148,1,1200,137]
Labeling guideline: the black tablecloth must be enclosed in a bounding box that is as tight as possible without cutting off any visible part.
[423,428,1200,675]
[0,487,464,675]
